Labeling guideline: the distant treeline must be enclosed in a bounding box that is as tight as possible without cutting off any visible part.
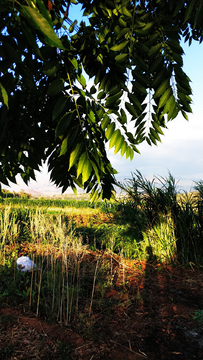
[0,189,31,199]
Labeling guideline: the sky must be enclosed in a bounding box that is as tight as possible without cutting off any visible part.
[2,5,203,195]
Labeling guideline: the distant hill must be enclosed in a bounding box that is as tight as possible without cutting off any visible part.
[22,189,43,197]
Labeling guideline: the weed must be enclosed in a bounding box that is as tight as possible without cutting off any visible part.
[193,309,203,323]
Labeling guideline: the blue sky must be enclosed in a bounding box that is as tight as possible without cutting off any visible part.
[2,6,203,195]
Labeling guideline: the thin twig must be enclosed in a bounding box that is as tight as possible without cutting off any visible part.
[110,339,147,358]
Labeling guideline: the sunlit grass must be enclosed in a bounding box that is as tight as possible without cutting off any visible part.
[0,174,202,326]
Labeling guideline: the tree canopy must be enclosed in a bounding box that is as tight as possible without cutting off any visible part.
[0,0,203,200]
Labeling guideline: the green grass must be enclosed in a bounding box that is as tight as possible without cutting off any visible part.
[0,170,203,326]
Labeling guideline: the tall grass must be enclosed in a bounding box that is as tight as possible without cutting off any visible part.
[142,213,177,263]
[118,170,203,265]
[0,207,19,265]
[0,208,90,324]
[0,173,202,326]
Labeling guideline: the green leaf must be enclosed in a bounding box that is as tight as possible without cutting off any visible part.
[55,111,75,138]
[69,143,83,170]
[149,133,157,145]
[125,102,139,118]
[154,79,170,98]
[135,22,155,36]
[118,17,127,28]
[120,141,127,157]
[162,94,176,116]
[60,137,68,156]
[109,129,121,150]
[90,188,99,203]
[132,69,149,86]
[90,85,97,94]
[105,122,115,140]
[152,68,166,88]
[167,102,178,120]
[77,152,88,177]
[97,91,106,100]
[116,28,130,40]
[114,134,124,154]
[115,53,128,63]
[0,83,9,108]
[121,6,132,17]
[88,110,95,123]
[150,127,161,142]
[126,146,134,160]
[82,159,92,183]
[101,116,110,131]
[150,56,163,72]
[152,121,164,135]
[52,97,68,121]
[173,52,183,66]
[47,78,64,96]
[133,81,148,95]
[36,0,52,25]
[148,43,162,59]
[184,0,196,24]
[111,40,129,52]
[77,74,86,88]
[178,92,192,112]
[105,90,122,107]
[120,108,127,124]
[42,62,58,77]
[181,111,189,121]
[128,93,142,112]
[21,6,65,49]
[91,161,101,185]
[70,57,78,70]
[158,88,172,109]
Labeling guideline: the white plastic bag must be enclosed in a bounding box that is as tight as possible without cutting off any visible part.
[16,256,37,272]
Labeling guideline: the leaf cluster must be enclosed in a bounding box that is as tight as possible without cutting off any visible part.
[0,0,202,198]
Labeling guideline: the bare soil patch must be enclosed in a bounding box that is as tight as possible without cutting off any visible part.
[1,253,203,359]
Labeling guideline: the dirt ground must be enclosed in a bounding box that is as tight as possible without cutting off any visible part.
[1,257,203,360]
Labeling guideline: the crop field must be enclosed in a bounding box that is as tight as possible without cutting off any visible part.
[0,174,203,359]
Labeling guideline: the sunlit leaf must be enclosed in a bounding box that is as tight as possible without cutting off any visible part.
[105,122,115,140]
[77,151,88,177]
[154,79,170,98]
[115,53,128,63]
[69,143,83,170]
[120,141,127,157]
[114,134,124,154]
[111,40,129,52]
[101,116,110,131]
[158,88,172,109]
[0,83,9,108]
[82,159,92,183]
[77,73,86,87]
[21,6,65,49]
[109,129,121,149]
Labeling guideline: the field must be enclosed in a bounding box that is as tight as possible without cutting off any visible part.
[0,175,203,359]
